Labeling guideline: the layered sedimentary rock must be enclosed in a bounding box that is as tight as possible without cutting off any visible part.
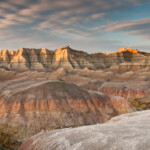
[0,79,133,149]
[98,81,149,99]
[0,46,150,71]
[19,110,150,150]
[0,46,150,150]
[68,67,150,110]
[0,65,150,110]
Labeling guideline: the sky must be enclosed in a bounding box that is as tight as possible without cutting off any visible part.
[0,0,150,53]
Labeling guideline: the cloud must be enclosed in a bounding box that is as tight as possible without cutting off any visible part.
[101,17,150,39]
[90,13,106,19]
[0,0,149,31]
[0,0,150,51]
[0,13,35,28]
[0,1,17,11]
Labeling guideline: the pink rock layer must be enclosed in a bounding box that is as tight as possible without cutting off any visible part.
[0,80,133,149]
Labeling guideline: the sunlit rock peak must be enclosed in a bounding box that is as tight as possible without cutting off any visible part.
[115,47,139,53]
[105,48,139,55]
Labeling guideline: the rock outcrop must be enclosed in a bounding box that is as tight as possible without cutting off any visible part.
[1,65,150,111]
[19,110,150,150]
[69,68,150,110]
[0,46,150,72]
[0,46,150,150]
[0,79,133,149]
[98,81,149,99]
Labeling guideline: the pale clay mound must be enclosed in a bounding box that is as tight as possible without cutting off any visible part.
[19,110,150,150]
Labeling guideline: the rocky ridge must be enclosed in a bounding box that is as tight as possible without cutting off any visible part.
[0,46,150,71]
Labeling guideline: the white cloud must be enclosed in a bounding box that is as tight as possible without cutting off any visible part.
[0,0,150,51]
[101,17,150,39]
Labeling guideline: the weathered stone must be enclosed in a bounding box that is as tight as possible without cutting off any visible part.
[19,110,150,150]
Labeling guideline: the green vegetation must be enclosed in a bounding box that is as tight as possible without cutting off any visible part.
[0,145,7,150]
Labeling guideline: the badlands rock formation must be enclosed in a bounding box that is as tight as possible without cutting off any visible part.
[0,66,150,110]
[0,47,150,149]
[0,79,133,149]
[68,67,150,110]
[0,46,150,71]
[19,110,150,150]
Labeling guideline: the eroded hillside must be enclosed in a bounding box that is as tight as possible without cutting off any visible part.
[0,46,150,71]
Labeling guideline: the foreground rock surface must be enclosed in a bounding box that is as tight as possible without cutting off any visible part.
[0,79,133,149]
[19,110,150,150]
